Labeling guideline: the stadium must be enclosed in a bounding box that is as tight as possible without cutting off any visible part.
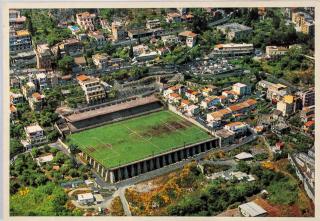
[60,95,219,183]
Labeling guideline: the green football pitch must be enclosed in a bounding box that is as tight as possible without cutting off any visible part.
[67,110,211,168]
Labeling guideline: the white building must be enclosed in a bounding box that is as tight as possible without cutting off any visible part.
[111,21,126,41]
[22,124,47,148]
[238,202,267,217]
[216,23,252,40]
[213,43,254,57]
[77,192,95,205]
[266,46,288,57]
[36,73,48,91]
[10,92,24,104]
[76,12,96,31]
[146,19,161,29]
[235,152,253,161]
[76,74,106,104]
[178,31,197,48]
[232,82,251,96]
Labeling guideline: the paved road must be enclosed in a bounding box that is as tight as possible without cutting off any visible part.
[118,187,132,216]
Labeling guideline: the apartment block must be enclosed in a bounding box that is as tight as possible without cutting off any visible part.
[76,74,106,104]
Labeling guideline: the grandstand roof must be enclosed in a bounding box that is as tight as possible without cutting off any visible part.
[64,95,160,122]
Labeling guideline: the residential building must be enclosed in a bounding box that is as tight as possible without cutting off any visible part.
[128,28,163,39]
[22,81,36,98]
[299,88,315,107]
[222,90,238,100]
[300,106,315,123]
[212,43,254,57]
[276,95,294,116]
[207,108,232,122]
[35,73,48,91]
[303,120,315,133]
[161,35,180,46]
[272,109,284,121]
[168,93,182,104]
[76,12,96,31]
[9,9,26,30]
[29,92,45,112]
[178,31,197,48]
[52,38,83,57]
[73,56,87,73]
[271,122,290,135]
[181,13,194,23]
[133,44,149,56]
[292,11,315,35]
[265,46,288,57]
[201,86,217,97]
[76,74,106,104]
[214,129,235,147]
[10,50,37,69]
[10,92,24,104]
[163,85,180,98]
[260,81,288,102]
[35,44,52,69]
[22,124,47,148]
[92,53,109,70]
[216,23,252,40]
[227,98,257,114]
[177,8,187,15]
[186,104,200,117]
[134,51,158,62]
[9,29,32,54]
[288,151,315,202]
[166,12,182,23]
[201,96,221,110]
[185,89,202,103]
[10,104,18,120]
[157,47,170,56]
[224,122,248,136]
[232,83,251,96]
[77,193,95,205]
[111,21,127,41]
[146,19,161,29]
[88,31,106,47]
[238,202,267,217]
[100,19,109,30]
[92,54,123,71]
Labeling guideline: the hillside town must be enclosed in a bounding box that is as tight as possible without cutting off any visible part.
[9,8,315,217]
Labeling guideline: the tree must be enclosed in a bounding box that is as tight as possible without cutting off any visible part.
[189,9,208,34]
[10,138,23,158]
[53,151,66,164]
[68,168,79,177]
[129,44,134,59]
[69,144,79,154]
[57,55,74,74]
[26,17,35,35]
[272,16,281,29]
[236,161,250,173]
[31,147,40,158]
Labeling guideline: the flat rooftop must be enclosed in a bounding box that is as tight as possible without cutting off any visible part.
[68,110,212,168]
[65,95,160,122]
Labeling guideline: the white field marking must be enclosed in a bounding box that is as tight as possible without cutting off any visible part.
[123,125,162,152]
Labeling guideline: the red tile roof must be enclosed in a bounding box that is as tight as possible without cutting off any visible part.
[304,120,315,127]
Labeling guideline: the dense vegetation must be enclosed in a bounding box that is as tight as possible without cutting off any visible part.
[10,183,82,216]
[167,162,299,216]
[23,9,72,46]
